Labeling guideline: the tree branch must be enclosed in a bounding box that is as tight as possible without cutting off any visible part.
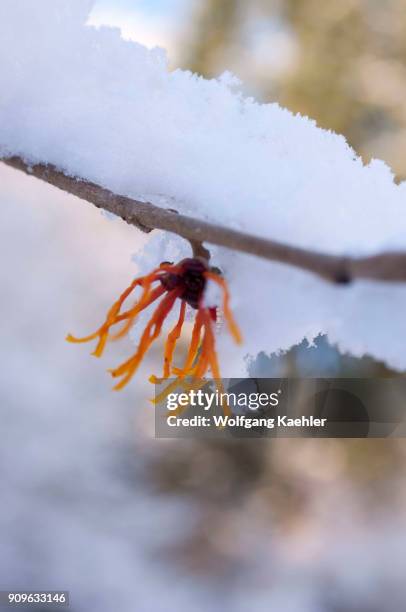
[2,155,406,284]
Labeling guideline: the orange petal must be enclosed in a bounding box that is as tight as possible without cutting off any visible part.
[205,272,242,344]
[173,309,204,377]
[162,300,186,378]
[111,285,166,341]
[66,268,170,355]
[111,289,180,390]
[66,332,100,344]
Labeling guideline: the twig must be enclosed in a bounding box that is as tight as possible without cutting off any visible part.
[189,239,211,261]
[2,155,406,284]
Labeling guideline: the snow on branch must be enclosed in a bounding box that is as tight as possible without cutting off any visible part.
[3,0,406,374]
[4,155,406,286]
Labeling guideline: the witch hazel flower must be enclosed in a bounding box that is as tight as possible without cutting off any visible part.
[67,257,242,390]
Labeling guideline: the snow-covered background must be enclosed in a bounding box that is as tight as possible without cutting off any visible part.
[2,1,406,611]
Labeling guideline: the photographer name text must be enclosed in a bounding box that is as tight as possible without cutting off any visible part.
[167,415,327,429]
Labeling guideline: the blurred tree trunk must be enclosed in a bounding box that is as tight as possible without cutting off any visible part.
[183,0,240,77]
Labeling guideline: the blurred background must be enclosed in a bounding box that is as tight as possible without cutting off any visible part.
[2,1,406,610]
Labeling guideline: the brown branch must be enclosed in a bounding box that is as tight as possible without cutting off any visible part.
[2,155,406,284]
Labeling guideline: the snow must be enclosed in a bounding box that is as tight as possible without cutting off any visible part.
[1,0,406,372]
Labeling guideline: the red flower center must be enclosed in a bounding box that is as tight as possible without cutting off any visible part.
[160,258,208,309]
